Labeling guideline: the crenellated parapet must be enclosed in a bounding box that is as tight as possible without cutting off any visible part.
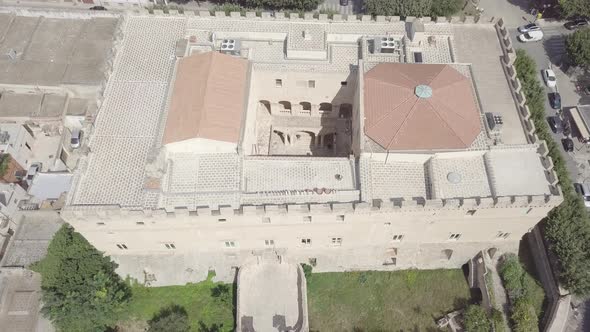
[62,192,562,223]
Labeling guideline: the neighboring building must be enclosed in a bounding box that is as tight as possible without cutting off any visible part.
[0,183,26,221]
[27,172,73,210]
[0,124,36,174]
[63,13,562,286]
[0,12,119,222]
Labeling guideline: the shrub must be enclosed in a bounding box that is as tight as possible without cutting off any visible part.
[463,305,491,332]
[363,0,461,17]
[148,304,190,332]
[212,3,248,15]
[499,254,527,301]
[491,308,506,332]
[511,298,539,332]
[31,225,131,331]
[301,263,313,280]
[498,254,540,331]
[430,0,463,17]
[514,49,590,296]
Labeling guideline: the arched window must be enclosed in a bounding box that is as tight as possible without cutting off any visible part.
[319,102,332,112]
[259,100,271,113]
[299,101,311,111]
[278,101,292,110]
[339,103,353,118]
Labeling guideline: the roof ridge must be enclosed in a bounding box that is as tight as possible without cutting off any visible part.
[426,65,447,85]
[384,97,421,150]
[196,52,216,138]
[364,81,416,130]
[426,98,472,146]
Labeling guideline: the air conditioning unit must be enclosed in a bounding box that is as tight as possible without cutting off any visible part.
[219,39,241,55]
[374,37,397,54]
[486,113,504,132]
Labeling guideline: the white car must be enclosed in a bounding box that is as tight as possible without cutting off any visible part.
[518,30,543,42]
[518,23,541,33]
[542,68,557,88]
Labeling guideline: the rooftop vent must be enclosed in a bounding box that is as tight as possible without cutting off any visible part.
[486,112,504,131]
[415,85,432,99]
[219,39,241,55]
[447,172,462,184]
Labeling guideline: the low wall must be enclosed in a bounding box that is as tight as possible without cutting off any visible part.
[527,226,570,332]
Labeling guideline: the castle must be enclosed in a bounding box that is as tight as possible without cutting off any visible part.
[59,10,562,286]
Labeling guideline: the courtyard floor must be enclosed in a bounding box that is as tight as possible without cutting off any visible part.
[306,269,471,331]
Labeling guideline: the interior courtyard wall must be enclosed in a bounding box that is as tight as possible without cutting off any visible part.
[253,70,356,108]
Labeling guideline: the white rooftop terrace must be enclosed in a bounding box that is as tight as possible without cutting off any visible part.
[360,146,551,203]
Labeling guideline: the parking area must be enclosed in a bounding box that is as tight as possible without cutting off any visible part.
[509,22,590,185]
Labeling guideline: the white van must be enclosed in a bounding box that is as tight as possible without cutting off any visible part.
[518,30,543,42]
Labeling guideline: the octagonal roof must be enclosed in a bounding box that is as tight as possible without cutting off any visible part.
[364,63,482,151]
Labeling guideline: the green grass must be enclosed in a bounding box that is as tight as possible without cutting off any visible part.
[118,276,235,332]
[306,269,471,331]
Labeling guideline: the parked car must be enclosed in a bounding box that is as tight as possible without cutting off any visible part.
[518,23,541,33]
[70,128,82,149]
[548,115,563,133]
[574,183,590,207]
[89,6,106,10]
[542,68,557,88]
[549,92,561,109]
[518,30,543,42]
[562,137,574,152]
[565,18,588,30]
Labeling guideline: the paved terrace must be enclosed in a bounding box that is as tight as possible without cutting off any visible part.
[452,24,527,145]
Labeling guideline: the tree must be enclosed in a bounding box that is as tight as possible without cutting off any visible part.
[514,48,590,296]
[240,0,321,11]
[463,305,491,332]
[364,0,432,17]
[31,224,131,332]
[559,0,590,19]
[148,304,190,332]
[430,0,463,17]
[0,154,10,178]
[566,28,590,68]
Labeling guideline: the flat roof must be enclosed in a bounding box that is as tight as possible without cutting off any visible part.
[0,15,117,86]
[0,93,66,118]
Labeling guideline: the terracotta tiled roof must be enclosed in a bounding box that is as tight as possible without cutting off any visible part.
[163,52,248,145]
[364,63,481,150]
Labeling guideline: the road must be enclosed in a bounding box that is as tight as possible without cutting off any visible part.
[509,21,590,332]
[509,24,587,181]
